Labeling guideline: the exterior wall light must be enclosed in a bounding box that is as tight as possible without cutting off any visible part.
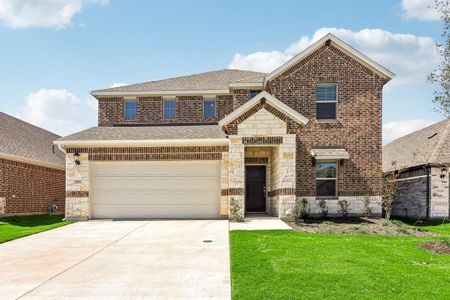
[74,152,81,165]
[441,167,448,179]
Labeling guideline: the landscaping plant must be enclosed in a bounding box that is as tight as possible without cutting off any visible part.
[291,198,310,223]
[337,200,351,219]
[318,198,328,219]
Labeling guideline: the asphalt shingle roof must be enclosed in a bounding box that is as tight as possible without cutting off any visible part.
[92,69,267,93]
[0,112,65,169]
[383,119,450,172]
[57,125,227,142]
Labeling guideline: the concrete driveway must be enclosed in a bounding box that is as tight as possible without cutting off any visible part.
[0,220,230,300]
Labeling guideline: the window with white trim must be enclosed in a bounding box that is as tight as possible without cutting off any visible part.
[316,161,337,197]
[203,98,216,118]
[164,99,176,119]
[316,84,337,119]
[124,99,137,119]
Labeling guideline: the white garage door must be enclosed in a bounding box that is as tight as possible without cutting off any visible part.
[91,161,221,219]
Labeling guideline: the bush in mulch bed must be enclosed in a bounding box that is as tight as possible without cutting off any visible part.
[417,241,450,255]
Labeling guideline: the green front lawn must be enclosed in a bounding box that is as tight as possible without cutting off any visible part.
[394,218,450,236]
[0,214,71,244]
[230,230,450,300]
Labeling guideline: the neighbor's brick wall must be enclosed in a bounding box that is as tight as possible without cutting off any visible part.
[0,159,65,214]
[98,95,233,126]
[266,43,386,197]
[393,168,429,218]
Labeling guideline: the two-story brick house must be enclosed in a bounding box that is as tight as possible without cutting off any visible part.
[56,33,394,220]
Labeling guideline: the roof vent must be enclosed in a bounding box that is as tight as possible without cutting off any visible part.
[428,133,438,139]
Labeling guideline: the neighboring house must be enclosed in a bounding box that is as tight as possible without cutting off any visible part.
[55,33,394,220]
[0,112,65,215]
[383,119,450,219]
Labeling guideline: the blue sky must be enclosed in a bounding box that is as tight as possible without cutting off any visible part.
[0,0,446,143]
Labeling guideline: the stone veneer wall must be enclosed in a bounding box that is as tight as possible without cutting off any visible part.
[229,108,297,218]
[65,146,229,220]
[298,196,382,217]
[430,167,449,218]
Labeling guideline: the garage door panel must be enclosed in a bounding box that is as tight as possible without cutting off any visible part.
[92,204,220,219]
[93,177,220,190]
[91,161,221,219]
[93,190,219,205]
[93,162,220,177]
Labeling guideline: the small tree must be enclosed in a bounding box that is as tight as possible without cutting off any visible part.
[428,0,450,117]
[318,198,328,219]
[362,194,372,217]
[381,172,398,220]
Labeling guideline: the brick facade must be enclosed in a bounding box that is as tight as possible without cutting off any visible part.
[0,159,65,215]
[266,43,385,197]
[98,95,233,126]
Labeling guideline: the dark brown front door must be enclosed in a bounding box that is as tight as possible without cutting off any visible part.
[245,166,266,213]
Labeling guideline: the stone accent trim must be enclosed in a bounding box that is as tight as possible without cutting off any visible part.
[66,191,89,198]
[296,190,380,196]
[65,146,228,161]
[245,157,269,164]
[242,136,283,145]
[268,188,296,197]
[222,188,244,196]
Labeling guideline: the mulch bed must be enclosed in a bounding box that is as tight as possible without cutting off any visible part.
[417,241,450,255]
[286,217,436,237]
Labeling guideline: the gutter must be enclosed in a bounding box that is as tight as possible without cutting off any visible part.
[54,138,230,148]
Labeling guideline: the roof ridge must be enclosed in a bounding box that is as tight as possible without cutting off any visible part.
[0,112,61,138]
[384,119,449,147]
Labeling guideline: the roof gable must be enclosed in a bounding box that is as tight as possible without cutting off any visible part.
[265,33,394,84]
[218,91,308,127]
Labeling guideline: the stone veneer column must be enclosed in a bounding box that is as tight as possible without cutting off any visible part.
[220,152,229,218]
[65,152,90,220]
[278,135,297,217]
[228,136,245,218]
[430,167,449,218]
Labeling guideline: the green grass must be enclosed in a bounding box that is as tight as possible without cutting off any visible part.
[393,218,450,236]
[0,214,71,244]
[230,230,450,300]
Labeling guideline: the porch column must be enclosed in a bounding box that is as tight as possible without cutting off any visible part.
[278,135,297,217]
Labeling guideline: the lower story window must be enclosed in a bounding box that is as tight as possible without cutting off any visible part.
[316,161,337,197]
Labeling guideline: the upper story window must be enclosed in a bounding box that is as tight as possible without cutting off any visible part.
[316,84,337,119]
[203,98,216,118]
[250,90,261,98]
[164,99,176,119]
[124,99,137,119]
[316,161,337,197]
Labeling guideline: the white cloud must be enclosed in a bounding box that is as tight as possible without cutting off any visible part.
[228,27,439,85]
[401,0,440,21]
[383,119,434,144]
[18,89,84,135]
[0,0,109,29]
[110,82,128,88]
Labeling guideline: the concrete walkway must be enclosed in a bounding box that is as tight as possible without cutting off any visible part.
[229,217,292,231]
[0,220,230,300]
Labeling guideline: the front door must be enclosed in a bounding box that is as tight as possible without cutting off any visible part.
[245,166,266,213]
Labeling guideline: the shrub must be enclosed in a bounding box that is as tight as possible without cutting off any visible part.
[338,200,351,219]
[229,197,244,222]
[291,198,310,223]
[362,194,372,217]
[318,199,328,219]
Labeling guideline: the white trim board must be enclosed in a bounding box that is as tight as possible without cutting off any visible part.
[218,91,309,126]
[54,138,230,148]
